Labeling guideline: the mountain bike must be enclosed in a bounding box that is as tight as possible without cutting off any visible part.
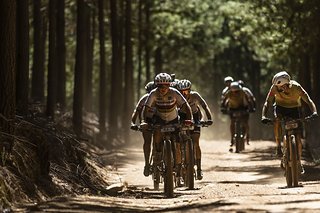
[229,109,248,153]
[132,122,192,197]
[263,116,311,187]
[176,120,212,189]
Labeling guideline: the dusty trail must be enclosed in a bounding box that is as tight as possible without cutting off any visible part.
[16,139,320,212]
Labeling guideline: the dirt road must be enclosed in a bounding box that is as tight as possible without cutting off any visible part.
[19,139,320,212]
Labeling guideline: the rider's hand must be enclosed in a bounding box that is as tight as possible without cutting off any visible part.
[305,112,318,120]
[206,120,213,126]
[140,121,149,130]
[183,120,193,126]
[130,124,138,131]
[261,116,272,124]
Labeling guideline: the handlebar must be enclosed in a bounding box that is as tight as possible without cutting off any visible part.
[261,115,316,125]
[130,120,213,132]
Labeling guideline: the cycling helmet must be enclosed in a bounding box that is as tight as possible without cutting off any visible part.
[238,80,244,87]
[272,71,290,86]
[177,79,192,91]
[145,81,155,93]
[170,78,180,88]
[229,81,242,92]
[154,73,172,85]
[224,76,234,84]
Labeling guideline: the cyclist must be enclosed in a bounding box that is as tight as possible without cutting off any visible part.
[261,71,318,170]
[141,73,193,179]
[223,81,250,151]
[238,80,256,145]
[220,76,234,114]
[130,81,156,176]
[177,79,213,180]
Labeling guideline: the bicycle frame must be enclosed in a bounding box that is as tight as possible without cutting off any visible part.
[281,117,303,187]
[230,110,248,153]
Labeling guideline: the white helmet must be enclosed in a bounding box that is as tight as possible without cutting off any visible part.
[154,73,172,86]
[230,81,242,92]
[272,71,290,86]
[224,76,234,84]
[145,81,155,93]
[177,79,192,90]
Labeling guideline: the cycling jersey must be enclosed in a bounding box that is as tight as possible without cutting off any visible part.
[179,91,211,118]
[144,87,189,122]
[224,89,248,109]
[265,80,312,108]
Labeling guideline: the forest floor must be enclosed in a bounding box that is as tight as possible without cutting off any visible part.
[0,107,125,212]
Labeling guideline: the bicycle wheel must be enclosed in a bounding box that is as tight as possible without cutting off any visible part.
[290,135,299,187]
[152,159,160,190]
[185,139,194,189]
[235,137,241,153]
[284,135,292,187]
[163,140,174,198]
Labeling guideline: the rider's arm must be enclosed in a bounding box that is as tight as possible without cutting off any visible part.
[132,94,148,124]
[175,89,193,121]
[220,87,229,108]
[180,102,193,120]
[195,92,212,120]
[142,91,156,122]
[299,86,318,114]
[262,86,275,118]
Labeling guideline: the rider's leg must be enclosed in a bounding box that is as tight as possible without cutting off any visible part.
[274,118,283,156]
[142,130,152,170]
[175,143,182,176]
[244,114,250,145]
[192,132,203,180]
[296,134,305,174]
[143,129,162,177]
[230,117,235,146]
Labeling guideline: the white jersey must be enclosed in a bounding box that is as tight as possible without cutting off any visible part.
[145,87,188,122]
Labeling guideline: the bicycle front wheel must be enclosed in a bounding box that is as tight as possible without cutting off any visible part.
[290,135,299,187]
[163,140,174,198]
[185,139,194,189]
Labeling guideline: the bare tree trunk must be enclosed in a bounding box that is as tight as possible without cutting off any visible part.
[123,0,134,142]
[0,0,16,154]
[16,0,29,116]
[109,0,120,141]
[98,0,107,135]
[137,0,143,99]
[56,0,66,110]
[84,5,95,112]
[73,0,87,136]
[117,0,124,129]
[31,0,45,103]
[144,0,151,83]
[46,0,57,119]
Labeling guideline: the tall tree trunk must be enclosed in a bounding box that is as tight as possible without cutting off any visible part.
[46,0,57,119]
[137,0,143,99]
[123,0,134,142]
[84,5,95,112]
[0,0,16,154]
[109,0,120,141]
[56,0,66,110]
[73,0,87,136]
[31,0,45,103]
[144,0,151,83]
[16,0,29,116]
[117,0,124,129]
[98,0,107,135]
